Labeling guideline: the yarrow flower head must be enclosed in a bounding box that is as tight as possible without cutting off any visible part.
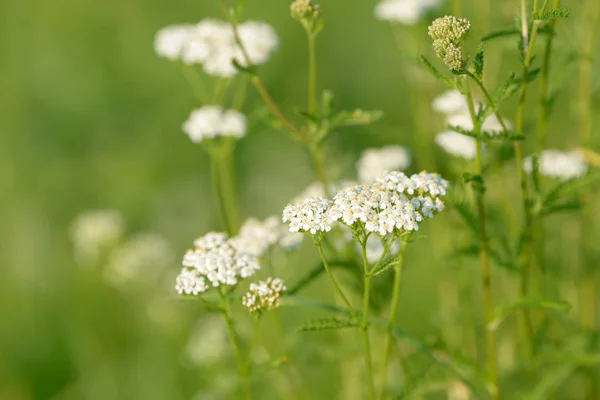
[328,171,447,236]
[291,0,320,20]
[374,0,440,25]
[182,106,246,143]
[175,232,260,295]
[357,146,412,183]
[523,149,588,181]
[70,209,124,263]
[242,277,286,315]
[282,197,336,235]
[156,19,278,78]
[428,16,471,70]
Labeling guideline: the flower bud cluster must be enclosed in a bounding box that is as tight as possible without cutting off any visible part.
[242,277,287,314]
[428,16,471,71]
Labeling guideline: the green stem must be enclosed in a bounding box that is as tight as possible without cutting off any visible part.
[464,78,499,399]
[380,239,408,398]
[180,64,208,104]
[220,288,252,400]
[360,241,377,400]
[307,31,318,115]
[310,144,331,198]
[515,0,540,357]
[211,151,232,234]
[219,146,241,233]
[315,240,358,320]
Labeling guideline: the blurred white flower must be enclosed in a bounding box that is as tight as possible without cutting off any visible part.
[231,217,281,257]
[523,149,588,181]
[357,146,412,183]
[105,233,173,288]
[242,277,287,314]
[432,90,469,115]
[185,316,229,366]
[70,210,124,263]
[154,25,193,61]
[283,197,336,234]
[175,232,260,295]
[182,106,246,143]
[374,0,440,25]
[435,131,477,159]
[173,19,278,77]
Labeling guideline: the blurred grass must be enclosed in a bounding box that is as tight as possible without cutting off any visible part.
[0,0,598,398]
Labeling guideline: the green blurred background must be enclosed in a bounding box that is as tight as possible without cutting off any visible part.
[1,0,598,398]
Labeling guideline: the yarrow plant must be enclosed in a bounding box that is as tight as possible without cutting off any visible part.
[148,1,600,399]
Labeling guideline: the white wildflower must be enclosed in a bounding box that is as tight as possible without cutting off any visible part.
[435,130,477,159]
[179,19,278,77]
[357,146,412,183]
[154,24,193,61]
[375,170,449,197]
[432,90,469,115]
[242,277,286,314]
[105,233,173,287]
[70,210,124,263]
[232,217,281,257]
[182,106,246,143]
[523,149,588,181]
[175,232,260,295]
[282,197,335,234]
[374,0,440,25]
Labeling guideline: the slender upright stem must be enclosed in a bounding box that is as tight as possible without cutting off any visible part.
[464,78,499,399]
[360,242,377,400]
[221,288,252,400]
[315,241,358,320]
[180,64,208,104]
[380,239,407,397]
[219,147,241,233]
[307,32,318,115]
[211,151,232,234]
[310,144,331,198]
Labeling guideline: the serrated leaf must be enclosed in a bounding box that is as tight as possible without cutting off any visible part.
[463,172,486,193]
[286,260,355,296]
[420,56,458,88]
[513,68,542,86]
[542,170,600,206]
[538,200,582,217]
[330,109,383,129]
[473,44,485,80]
[488,298,571,331]
[450,201,479,234]
[447,124,524,142]
[297,317,359,332]
[532,7,571,21]
[494,73,518,104]
[481,29,520,42]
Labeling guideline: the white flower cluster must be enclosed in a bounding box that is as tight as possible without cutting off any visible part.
[106,233,173,287]
[242,277,286,314]
[70,210,124,263]
[523,149,588,181]
[357,146,412,183]
[374,0,440,25]
[428,16,471,70]
[282,171,447,237]
[182,106,246,143]
[283,197,336,234]
[155,19,278,77]
[175,232,260,295]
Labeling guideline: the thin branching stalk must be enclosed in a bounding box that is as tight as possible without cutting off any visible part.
[464,78,499,399]
[220,287,252,400]
[219,148,241,234]
[315,240,358,320]
[359,240,377,400]
[306,31,318,115]
[180,64,209,104]
[380,238,408,397]
[310,144,332,198]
